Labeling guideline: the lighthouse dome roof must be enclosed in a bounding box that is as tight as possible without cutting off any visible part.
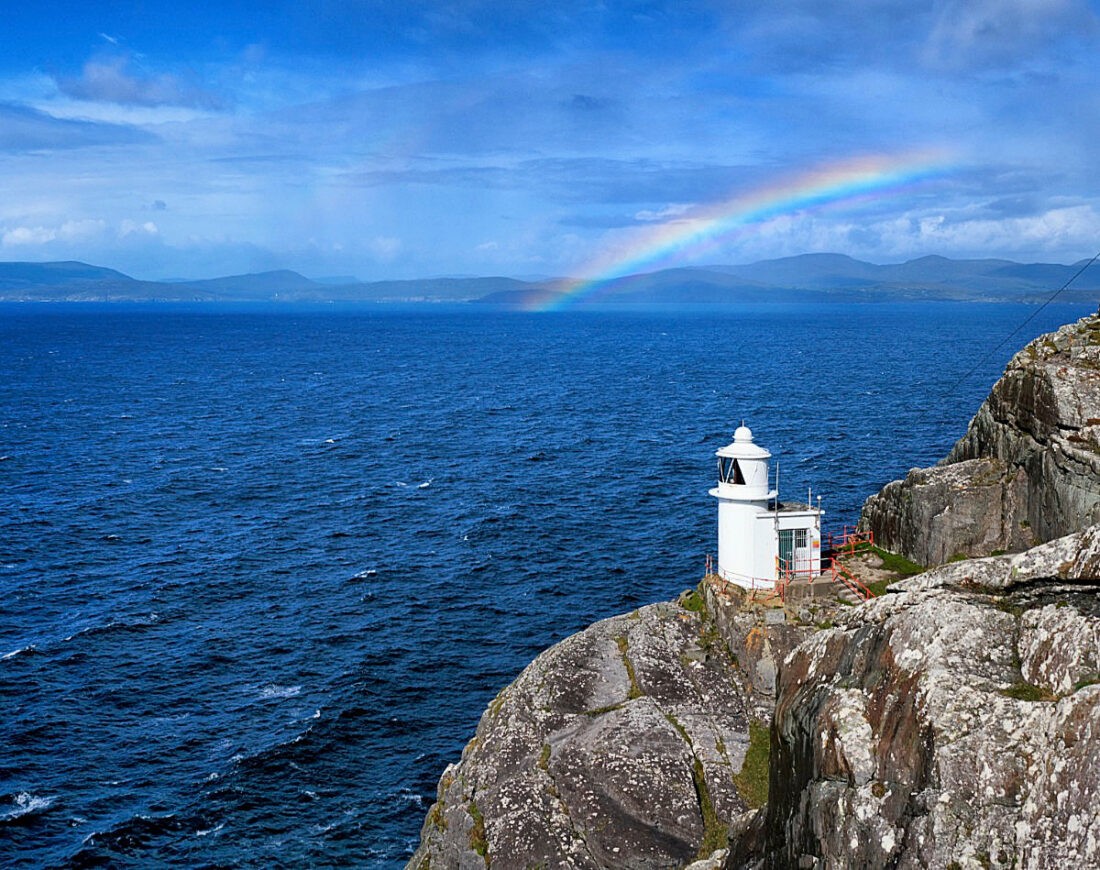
[715,423,771,459]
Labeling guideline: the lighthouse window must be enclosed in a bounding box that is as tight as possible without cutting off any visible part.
[718,458,746,485]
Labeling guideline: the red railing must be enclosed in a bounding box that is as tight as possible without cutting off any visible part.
[825,526,874,559]
[704,525,879,603]
[825,527,876,601]
[829,560,875,601]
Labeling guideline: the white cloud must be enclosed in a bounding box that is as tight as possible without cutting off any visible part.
[634,203,692,222]
[369,236,402,261]
[119,219,159,238]
[2,225,56,246]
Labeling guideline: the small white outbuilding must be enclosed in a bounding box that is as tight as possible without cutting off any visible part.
[709,424,823,590]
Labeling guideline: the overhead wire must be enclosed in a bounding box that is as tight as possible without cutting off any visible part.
[942,250,1100,399]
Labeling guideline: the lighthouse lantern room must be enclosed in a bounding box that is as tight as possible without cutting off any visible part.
[709,424,823,590]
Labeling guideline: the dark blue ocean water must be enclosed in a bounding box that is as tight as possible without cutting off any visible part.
[0,301,1093,867]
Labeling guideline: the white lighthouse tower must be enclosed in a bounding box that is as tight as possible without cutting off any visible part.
[709,424,823,590]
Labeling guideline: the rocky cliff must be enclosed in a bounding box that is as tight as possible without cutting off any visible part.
[408,600,746,868]
[861,309,1100,566]
[410,313,1100,870]
[407,590,828,869]
[735,524,1100,869]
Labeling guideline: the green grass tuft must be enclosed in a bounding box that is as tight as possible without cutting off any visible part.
[693,757,729,857]
[679,587,706,613]
[468,801,489,861]
[868,545,924,576]
[614,635,644,699]
[733,720,771,809]
[1001,681,1054,702]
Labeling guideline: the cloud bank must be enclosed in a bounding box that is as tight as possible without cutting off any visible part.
[0,0,1098,279]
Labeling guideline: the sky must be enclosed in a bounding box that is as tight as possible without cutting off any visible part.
[2,0,1100,281]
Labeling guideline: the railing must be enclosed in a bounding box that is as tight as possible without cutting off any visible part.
[829,560,875,601]
[705,526,878,602]
[825,525,874,558]
[824,527,876,601]
[705,555,784,600]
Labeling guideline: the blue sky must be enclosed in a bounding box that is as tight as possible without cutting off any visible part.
[2,0,1099,280]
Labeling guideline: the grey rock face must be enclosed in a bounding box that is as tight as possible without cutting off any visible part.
[734,525,1100,870]
[407,601,753,869]
[862,310,1100,566]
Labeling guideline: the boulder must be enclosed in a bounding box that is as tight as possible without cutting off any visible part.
[408,601,754,869]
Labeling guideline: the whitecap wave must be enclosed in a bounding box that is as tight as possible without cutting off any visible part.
[259,684,302,700]
[1,792,54,823]
[1,644,36,661]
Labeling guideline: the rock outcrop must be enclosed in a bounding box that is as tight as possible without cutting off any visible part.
[408,600,757,869]
[412,312,1100,869]
[732,524,1100,869]
[861,310,1100,566]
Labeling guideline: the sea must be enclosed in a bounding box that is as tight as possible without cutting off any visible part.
[0,301,1093,867]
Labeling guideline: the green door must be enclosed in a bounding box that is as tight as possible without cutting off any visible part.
[778,529,794,574]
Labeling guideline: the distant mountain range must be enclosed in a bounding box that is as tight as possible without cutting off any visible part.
[1,254,1098,305]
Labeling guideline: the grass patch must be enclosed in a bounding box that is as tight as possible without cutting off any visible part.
[663,711,691,743]
[692,757,729,857]
[868,546,924,576]
[537,743,551,771]
[487,690,507,719]
[663,710,728,857]
[864,579,890,597]
[615,635,644,700]
[1074,675,1100,692]
[468,801,489,861]
[679,587,706,613]
[1001,681,1055,702]
[733,720,771,809]
[428,800,447,832]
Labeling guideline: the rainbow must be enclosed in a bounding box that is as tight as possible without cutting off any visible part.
[529,150,953,311]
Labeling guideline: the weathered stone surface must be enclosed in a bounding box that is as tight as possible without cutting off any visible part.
[862,310,1100,566]
[732,524,1100,870]
[700,581,821,723]
[407,601,752,869]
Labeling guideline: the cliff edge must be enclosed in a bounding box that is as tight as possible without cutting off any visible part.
[408,600,754,869]
[735,524,1100,869]
[861,309,1100,566]
[410,313,1100,869]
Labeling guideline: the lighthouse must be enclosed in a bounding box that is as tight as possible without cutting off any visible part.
[709,425,823,590]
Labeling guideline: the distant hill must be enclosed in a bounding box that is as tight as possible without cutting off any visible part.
[0,256,1097,305]
[482,254,1100,307]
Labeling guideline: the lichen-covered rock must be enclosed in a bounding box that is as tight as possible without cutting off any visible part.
[700,582,822,723]
[407,601,752,869]
[732,525,1100,870]
[862,310,1100,566]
